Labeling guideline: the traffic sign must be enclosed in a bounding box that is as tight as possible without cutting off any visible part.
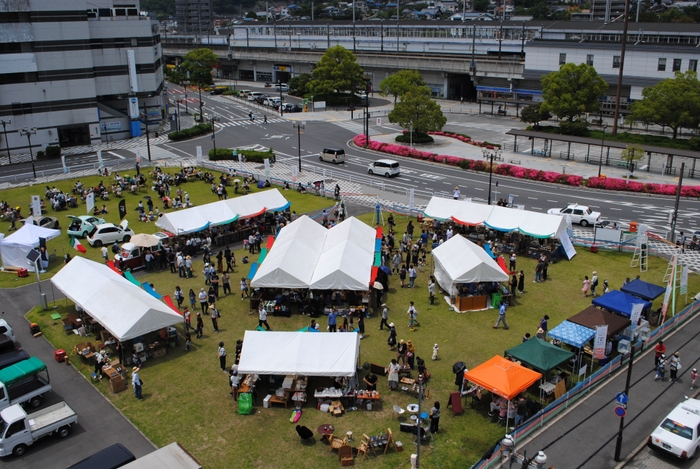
[615,392,628,405]
[377,118,381,125]
[614,406,627,417]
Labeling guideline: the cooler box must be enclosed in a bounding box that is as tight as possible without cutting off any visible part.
[29,323,40,335]
[54,349,66,363]
[263,394,272,408]
[17,268,28,278]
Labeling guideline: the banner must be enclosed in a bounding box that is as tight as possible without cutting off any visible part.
[680,265,688,295]
[31,195,42,217]
[118,199,127,221]
[630,303,644,329]
[408,189,415,211]
[85,192,95,215]
[291,166,298,182]
[97,150,104,169]
[60,155,68,174]
[196,146,203,164]
[264,158,270,178]
[559,231,577,260]
[661,253,676,323]
[136,149,141,164]
[593,325,608,359]
[236,150,242,170]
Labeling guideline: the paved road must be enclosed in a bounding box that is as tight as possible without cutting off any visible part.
[0,282,154,468]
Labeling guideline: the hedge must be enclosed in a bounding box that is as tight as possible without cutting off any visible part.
[395,132,434,144]
[167,123,212,141]
[208,148,276,163]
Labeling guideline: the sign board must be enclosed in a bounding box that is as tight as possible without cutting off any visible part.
[264,158,271,178]
[196,146,203,164]
[100,121,122,133]
[593,325,608,359]
[614,406,627,417]
[31,195,42,218]
[680,265,688,295]
[313,101,326,110]
[128,97,140,119]
[630,303,644,330]
[616,392,628,405]
[376,118,382,125]
[559,231,577,260]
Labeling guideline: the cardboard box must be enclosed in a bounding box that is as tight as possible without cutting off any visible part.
[263,394,272,408]
[110,376,126,393]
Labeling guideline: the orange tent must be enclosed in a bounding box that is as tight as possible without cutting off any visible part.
[463,356,542,400]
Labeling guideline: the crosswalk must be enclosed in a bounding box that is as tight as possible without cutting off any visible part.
[332,121,382,136]
[129,146,181,161]
[215,117,286,129]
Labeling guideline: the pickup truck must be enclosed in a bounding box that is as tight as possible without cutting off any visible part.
[0,357,52,411]
[0,401,77,457]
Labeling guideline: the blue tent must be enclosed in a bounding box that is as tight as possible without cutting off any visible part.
[591,290,652,318]
[548,321,595,348]
[621,279,666,301]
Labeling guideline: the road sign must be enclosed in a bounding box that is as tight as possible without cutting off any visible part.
[615,392,628,405]
[614,406,627,417]
[377,118,381,125]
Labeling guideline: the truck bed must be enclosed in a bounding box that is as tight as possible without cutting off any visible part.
[28,402,76,432]
[8,378,47,401]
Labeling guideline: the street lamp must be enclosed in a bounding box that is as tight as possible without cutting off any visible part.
[176,100,182,132]
[598,124,608,177]
[293,121,305,172]
[182,79,190,114]
[278,80,284,117]
[139,109,152,162]
[487,149,496,205]
[210,114,220,155]
[198,84,203,118]
[19,127,37,178]
[0,117,11,163]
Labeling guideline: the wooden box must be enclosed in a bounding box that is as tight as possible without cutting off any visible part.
[110,376,126,393]
[153,348,167,358]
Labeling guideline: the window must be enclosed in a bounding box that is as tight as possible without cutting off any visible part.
[689,60,698,72]
[673,59,681,72]
[612,56,620,69]
[658,58,666,71]
[559,53,566,65]
[5,420,26,438]
[586,54,594,66]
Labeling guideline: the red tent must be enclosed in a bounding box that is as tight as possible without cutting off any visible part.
[464,356,542,400]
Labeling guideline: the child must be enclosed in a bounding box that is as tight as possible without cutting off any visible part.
[692,368,698,391]
[582,276,591,297]
[432,343,439,361]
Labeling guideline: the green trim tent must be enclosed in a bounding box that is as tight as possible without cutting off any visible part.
[505,338,574,374]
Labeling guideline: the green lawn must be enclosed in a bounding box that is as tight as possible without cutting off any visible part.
[25,209,700,469]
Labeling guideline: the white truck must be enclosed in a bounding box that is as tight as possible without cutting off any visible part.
[0,357,52,411]
[0,401,77,457]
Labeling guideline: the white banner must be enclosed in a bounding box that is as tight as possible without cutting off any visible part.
[559,231,577,260]
[593,325,608,359]
[630,303,644,329]
[661,253,676,322]
[31,195,42,217]
[291,166,298,182]
[680,265,688,295]
[408,189,415,211]
[196,146,203,164]
[60,155,68,174]
[128,97,140,119]
[97,150,104,168]
[85,192,95,214]
[136,149,141,163]
[264,158,270,178]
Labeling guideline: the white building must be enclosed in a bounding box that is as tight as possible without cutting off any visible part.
[0,0,164,154]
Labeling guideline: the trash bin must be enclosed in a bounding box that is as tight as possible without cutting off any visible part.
[492,293,502,308]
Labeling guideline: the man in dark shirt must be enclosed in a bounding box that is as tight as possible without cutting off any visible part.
[363,373,378,391]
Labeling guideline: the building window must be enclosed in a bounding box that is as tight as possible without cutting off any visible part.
[690,60,698,72]
[658,58,666,71]
[559,53,566,65]
[673,59,682,72]
[612,56,620,69]
[586,54,594,66]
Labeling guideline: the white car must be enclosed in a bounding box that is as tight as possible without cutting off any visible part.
[368,159,400,178]
[87,220,134,247]
[648,398,700,459]
[547,204,601,227]
[0,319,15,343]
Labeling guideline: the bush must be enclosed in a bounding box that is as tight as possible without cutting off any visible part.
[690,137,700,151]
[395,132,434,144]
[222,90,238,96]
[36,150,46,160]
[559,120,590,137]
[209,148,276,163]
[167,123,212,141]
[45,145,61,158]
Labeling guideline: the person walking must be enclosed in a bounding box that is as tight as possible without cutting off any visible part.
[429,401,441,433]
[408,264,417,288]
[174,286,184,308]
[387,323,397,350]
[582,276,591,297]
[195,311,204,338]
[131,366,143,399]
[258,304,271,331]
[388,359,400,390]
[189,288,196,310]
[517,270,525,294]
[407,301,418,328]
[392,252,401,274]
[379,304,390,330]
[514,396,527,428]
[183,309,191,331]
[198,287,208,313]
[357,314,365,339]
[399,265,407,288]
[327,308,338,332]
[453,186,460,200]
[669,351,681,383]
[397,339,407,365]
[217,341,227,372]
[406,340,415,369]
[691,368,698,390]
[210,304,220,333]
[240,278,249,300]
[493,301,509,329]
[539,315,549,340]
[654,355,667,381]
[654,341,667,367]
[510,274,518,298]
[534,261,544,283]
[509,252,516,272]
[222,272,231,296]
[428,276,436,305]
[590,271,599,297]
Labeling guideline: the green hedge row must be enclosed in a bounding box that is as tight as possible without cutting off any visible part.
[167,123,212,141]
[395,132,434,144]
[208,148,276,163]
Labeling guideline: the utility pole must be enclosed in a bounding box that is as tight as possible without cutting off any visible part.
[293,121,306,172]
[613,344,636,461]
[487,150,496,204]
[670,163,685,243]
[19,127,37,178]
[0,118,11,163]
[612,0,631,137]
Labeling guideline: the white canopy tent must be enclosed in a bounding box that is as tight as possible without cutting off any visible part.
[424,197,568,239]
[51,257,183,341]
[155,189,290,235]
[0,223,60,272]
[238,331,360,377]
[432,235,509,296]
[251,215,376,291]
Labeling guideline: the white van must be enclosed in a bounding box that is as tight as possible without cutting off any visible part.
[248,92,265,101]
[319,148,346,164]
[238,90,251,98]
[368,159,400,177]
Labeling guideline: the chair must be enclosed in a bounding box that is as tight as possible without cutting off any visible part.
[393,405,405,420]
[338,444,354,466]
[328,434,347,453]
[295,425,314,442]
[356,434,376,461]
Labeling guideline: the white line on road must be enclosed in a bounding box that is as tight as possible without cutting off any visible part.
[107,151,124,159]
[633,210,645,213]
[474,187,484,191]
[610,208,622,211]
[531,207,542,210]
[527,197,538,200]
[547,200,558,203]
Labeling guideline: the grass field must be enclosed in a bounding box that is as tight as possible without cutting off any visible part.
[25,203,700,468]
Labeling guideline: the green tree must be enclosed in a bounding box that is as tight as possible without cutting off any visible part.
[519,103,552,129]
[288,73,313,96]
[180,48,219,86]
[388,87,447,135]
[620,144,645,172]
[309,46,364,96]
[379,70,426,104]
[473,0,489,12]
[540,62,608,123]
[246,11,258,20]
[627,71,700,139]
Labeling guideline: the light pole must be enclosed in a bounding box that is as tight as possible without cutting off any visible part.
[182,78,190,114]
[487,150,496,205]
[19,127,37,178]
[278,80,284,116]
[0,117,11,163]
[139,109,152,162]
[598,124,608,177]
[210,114,219,155]
[176,100,182,131]
[293,121,305,172]
[198,84,203,119]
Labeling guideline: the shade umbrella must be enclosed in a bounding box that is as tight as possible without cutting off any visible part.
[129,233,161,248]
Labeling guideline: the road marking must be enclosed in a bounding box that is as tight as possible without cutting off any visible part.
[527,196,538,200]
[633,210,645,213]
[531,207,542,210]
[474,187,484,191]
[107,151,124,159]
[610,208,622,211]
[547,200,558,203]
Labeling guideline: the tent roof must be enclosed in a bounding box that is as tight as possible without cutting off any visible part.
[432,235,509,284]
[237,331,360,377]
[155,189,289,235]
[591,290,652,317]
[620,279,666,301]
[463,356,542,400]
[423,197,568,239]
[568,306,631,338]
[505,338,574,373]
[548,320,595,348]
[0,222,60,246]
[51,257,183,341]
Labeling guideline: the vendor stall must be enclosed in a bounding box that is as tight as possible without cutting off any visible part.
[591,290,652,318]
[505,339,574,402]
[0,223,60,272]
[568,307,631,339]
[620,279,666,302]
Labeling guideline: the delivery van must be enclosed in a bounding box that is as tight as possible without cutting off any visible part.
[319,148,346,164]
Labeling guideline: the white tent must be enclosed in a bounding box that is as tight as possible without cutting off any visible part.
[424,197,568,239]
[155,189,290,235]
[432,235,509,296]
[238,331,360,377]
[251,215,376,291]
[0,224,60,272]
[51,257,183,341]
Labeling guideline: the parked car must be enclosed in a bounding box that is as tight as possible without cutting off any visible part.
[280,103,301,113]
[0,351,30,371]
[264,97,281,108]
[0,357,51,411]
[20,216,59,230]
[67,215,105,238]
[275,83,289,92]
[648,398,700,460]
[114,238,165,271]
[0,319,15,343]
[547,204,601,227]
[248,92,265,102]
[209,86,228,95]
[87,220,134,247]
[0,402,77,457]
[254,94,268,105]
[368,159,400,177]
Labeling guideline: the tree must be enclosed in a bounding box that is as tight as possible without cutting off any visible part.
[540,63,608,123]
[388,87,447,135]
[626,71,700,139]
[309,46,364,96]
[246,11,258,20]
[620,145,645,172]
[520,103,552,129]
[288,73,313,96]
[473,0,489,12]
[180,48,219,86]
[379,70,426,104]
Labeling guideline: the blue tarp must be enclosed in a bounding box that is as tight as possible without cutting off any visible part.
[591,290,652,318]
[620,279,666,301]
[548,321,595,348]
